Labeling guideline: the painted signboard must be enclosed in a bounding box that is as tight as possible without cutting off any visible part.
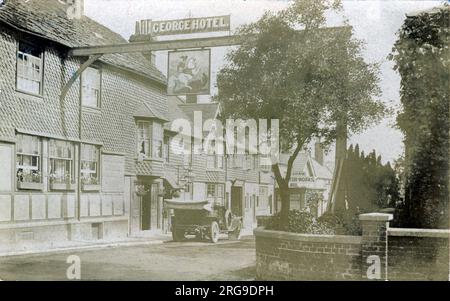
[135,15,230,37]
[167,49,211,96]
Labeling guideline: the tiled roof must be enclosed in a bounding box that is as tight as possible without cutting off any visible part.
[134,102,169,122]
[0,0,166,84]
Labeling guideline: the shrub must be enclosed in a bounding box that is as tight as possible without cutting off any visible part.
[266,210,335,235]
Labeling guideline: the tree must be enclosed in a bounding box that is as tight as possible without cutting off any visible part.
[215,0,385,229]
[337,144,401,213]
[390,6,450,228]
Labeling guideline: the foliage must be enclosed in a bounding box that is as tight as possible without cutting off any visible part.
[215,0,385,225]
[390,6,450,228]
[266,208,365,236]
[266,210,335,235]
[334,144,401,212]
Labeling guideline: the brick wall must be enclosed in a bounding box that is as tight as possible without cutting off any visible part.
[254,213,450,281]
[254,229,362,280]
[388,229,449,280]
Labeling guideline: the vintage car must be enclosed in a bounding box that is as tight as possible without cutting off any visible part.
[165,200,243,243]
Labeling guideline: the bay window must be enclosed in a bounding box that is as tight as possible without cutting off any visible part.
[152,122,163,159]
[17,42,43,95]
[136,121,163,160]
[137,121,151,158]
[81,144,100,186]
[163,136,170,163]
[16,134,42,187]
[49,140,74,185]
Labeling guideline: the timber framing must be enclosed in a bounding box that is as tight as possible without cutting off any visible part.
[69,35,251,57]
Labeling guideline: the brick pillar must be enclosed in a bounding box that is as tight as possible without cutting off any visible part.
[359,213,393,281]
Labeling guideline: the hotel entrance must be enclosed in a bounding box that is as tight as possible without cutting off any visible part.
[135,178,163,232]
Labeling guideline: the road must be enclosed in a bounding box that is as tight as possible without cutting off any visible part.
[0,237,256,281]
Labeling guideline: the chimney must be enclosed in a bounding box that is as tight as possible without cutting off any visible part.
[314,141,324,165]
[67,0,84,20]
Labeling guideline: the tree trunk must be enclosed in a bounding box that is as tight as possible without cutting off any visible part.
[279,182,290,230]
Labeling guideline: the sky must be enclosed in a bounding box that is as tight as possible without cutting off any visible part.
[84,0,444,164]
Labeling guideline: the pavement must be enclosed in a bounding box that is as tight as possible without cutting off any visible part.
[0,235,256,281]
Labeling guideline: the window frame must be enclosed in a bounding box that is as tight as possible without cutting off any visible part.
[48,139,75,185]
[206,183,225,205]
[137,120,151,159]
[80,143,101,186]
[163,135,170,163]
[81,66,102,108]
[16,41,44,97]
[16,134,42,187]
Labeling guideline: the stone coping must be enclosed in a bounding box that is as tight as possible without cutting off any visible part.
[388,227,450,238]
[254,227,362,244]
[359,213,393,222]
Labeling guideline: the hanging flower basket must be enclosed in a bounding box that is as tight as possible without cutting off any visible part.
[135,185,149,196]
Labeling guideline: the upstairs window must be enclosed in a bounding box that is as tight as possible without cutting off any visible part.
[152,122,163,159]
[17,42,43,95]
[163,136,170,163]
[206,140,223,170]
[81,67,101,108]
[16,134,42,184]
[137,121,163,160]
[137,121,151,159]
[49,140,74,184]
[81,144,100,185]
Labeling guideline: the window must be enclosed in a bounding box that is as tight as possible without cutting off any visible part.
[49,140,74,184]
[137,121,151,159]
[206,155,223,169]
[81,67,101,107]
[244,154,253,170]
[232,154,243,168]
[81,144,100,185]
[259,186,269,208]
[16,134,41,184]
[259,154,272,172]
[137,121,163,159]
[17,42,43,95]
[153,122,163,159]
[206,183,224,205]
[163,136,170,163]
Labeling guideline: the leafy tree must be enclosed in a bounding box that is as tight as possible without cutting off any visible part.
[390,6,449,228]
[215,0,385,229]
[336,144,401,213]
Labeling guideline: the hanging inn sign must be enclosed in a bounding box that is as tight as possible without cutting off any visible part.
[133,15,231,38]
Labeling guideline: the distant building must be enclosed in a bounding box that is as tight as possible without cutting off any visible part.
[164,97,275,232]
[275,143,333,218]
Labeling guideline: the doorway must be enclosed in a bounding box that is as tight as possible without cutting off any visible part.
[231,186,243,217]
[141,183,159,231]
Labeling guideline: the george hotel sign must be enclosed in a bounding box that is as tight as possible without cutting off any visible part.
[135,15,231,37]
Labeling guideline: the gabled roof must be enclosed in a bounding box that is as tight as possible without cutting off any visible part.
[134,101,169,122]
[0,0,166,84]
[279,152,333,180]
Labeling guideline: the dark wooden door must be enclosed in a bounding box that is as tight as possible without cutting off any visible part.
[141,188,151,231]
[150,183,159,230]
[231,187,243,217]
